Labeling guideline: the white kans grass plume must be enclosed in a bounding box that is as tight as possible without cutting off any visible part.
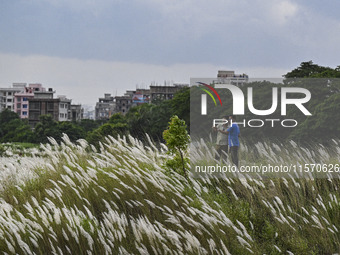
[0,135,339,254]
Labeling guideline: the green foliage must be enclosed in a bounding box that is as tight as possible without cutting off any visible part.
[125,103,154,139]
[108,113,127,125]
[78,119,103,133]
[0,108,19,123]
[290,92,340,141]
[86,114,128,146]
[33,115,62,144]
[58,121,86,141]
[163,115,190,178]
[170,87,190,127]
[0,144,5,156]
[125,88,189,142]
[284,61,340,78]
[0,109,34,143]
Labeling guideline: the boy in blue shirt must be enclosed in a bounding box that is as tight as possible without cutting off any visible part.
[214,115,240,167]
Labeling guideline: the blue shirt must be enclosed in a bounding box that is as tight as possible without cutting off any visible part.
[227,123,240,147]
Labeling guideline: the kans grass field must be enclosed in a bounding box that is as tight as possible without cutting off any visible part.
[0,134,339,254]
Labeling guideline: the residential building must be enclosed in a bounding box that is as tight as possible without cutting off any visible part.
[149,83,188,102]
[70,104,83,122]
[28,89,60,127]
[215,70,249,85]
[115,95,132,114]
[14,83,46,118]
[57,95,72,122]
[0,83,26,112]
[113,88,151,114]
[95,93,115,120]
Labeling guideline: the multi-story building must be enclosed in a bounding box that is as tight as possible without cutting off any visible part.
[28,89,60,127]
[0,83,26,112]
[149,83,188,102]
[115,95,132,114]
[70,104,83,122]
[57,95,72,122]
[95,93,115,120]
[114,88,151,114]
[215,70,249,85]
[14,83,46,118]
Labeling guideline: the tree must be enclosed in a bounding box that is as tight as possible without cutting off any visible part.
[171,87,190,128]
[0,109,34,143]
[78,119,102,134]
[58,121,85,142]
[0,108,19,123]
[86,113,129,146]
[163,115,190,178]
[284,61,333,78]
[34,115,61,143]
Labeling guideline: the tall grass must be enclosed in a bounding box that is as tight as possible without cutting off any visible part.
[0,134,339,254]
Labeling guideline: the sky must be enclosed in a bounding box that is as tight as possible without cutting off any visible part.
[1,0,340,107]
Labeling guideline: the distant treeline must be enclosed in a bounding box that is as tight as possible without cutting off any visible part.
[1,61,339,145]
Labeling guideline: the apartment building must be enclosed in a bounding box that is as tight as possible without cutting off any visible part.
[114,95,132,114]
[57,95,72,122]
[215,70,249,85]
[149,83,188,102]
[28,90,60,127]
[95,93,115,120]
[14,83,46,118]
[70,104,83,122]
[0,83,26,112]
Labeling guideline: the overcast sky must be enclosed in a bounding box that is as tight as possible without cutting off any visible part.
[1,0,340,106]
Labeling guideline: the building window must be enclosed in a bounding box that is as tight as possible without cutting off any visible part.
[23,111,27,116]
[23,104,28,109]
[23,97,28,101]
[30,102,40,110]
[17,110,21,114]
[17,97,21,102]
[17,103,21,109]
[7,98,12,102]
[8,92,12,96]
[48,102,54,110]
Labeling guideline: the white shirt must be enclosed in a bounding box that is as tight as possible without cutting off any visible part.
[216,124,228,145]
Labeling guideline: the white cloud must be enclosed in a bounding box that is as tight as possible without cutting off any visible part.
[269,0,299,25]
[0,53,286,107]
